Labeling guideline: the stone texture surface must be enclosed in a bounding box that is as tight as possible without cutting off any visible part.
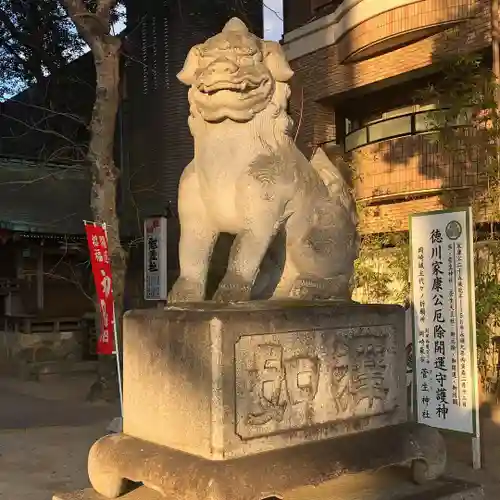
[234,323,399,440]
[53,487,162,500]
[122,301,406,460]
[55,472,483,500]
[86,423,446,500]
[168,17,358,303]
[287,468,483,500]
[7,398,500,500]
[0,376,116,430]
[0,424,111,500]
[0,329,82,363]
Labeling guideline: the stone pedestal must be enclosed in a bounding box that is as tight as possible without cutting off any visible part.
[80,301,448,499]
[122,301,407,459]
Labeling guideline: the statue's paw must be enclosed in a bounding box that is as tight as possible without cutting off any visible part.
[289,276,350,301]
[167,277,204,303]
[213,286,251,303]
[213,274,252,303]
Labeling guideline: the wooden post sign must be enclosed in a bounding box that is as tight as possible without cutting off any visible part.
[409,208,480,468]
[144,216,168,301]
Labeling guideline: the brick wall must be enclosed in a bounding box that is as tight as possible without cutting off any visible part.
[284,0,492,233]
[359,195,445,234]
[352,133,481,201]
[358,186,494,234]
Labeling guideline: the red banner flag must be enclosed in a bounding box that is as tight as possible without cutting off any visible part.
[84,222,115,355]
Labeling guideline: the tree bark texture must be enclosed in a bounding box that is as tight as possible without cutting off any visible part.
[62,0,127,401]
[89,35,127,400]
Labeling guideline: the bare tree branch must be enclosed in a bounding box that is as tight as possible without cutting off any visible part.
[2,112,86,153]
[5,99,87,126]
[263,2,283,21]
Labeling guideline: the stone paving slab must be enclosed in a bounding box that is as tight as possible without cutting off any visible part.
[0,425,107,500]
[0,379,494,500]
[286,468,483,500]
[53,486,162,500]
[0,376,118,429]
[54,468,483,500]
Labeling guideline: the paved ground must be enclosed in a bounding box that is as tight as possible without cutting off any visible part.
[444,415,500,499]
[0,425,108,500]
[0,376,118,500]
[0,376,499,499]
[0,377,118,430]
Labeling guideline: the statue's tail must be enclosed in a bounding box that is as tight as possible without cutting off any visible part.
[310,145,359,230]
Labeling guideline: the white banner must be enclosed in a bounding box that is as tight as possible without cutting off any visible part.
[144,216,167,301]
[409,208,479,435]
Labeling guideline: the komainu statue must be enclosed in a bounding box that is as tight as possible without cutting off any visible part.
[168,18,359,303]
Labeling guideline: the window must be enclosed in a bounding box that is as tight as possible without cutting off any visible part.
[368,115,412,142]
[343,103,442,152]
[345,118,360,134]
[345,128,367,152]
[415,109,441,132]
[384,105,415,120]
[364,104,436,127]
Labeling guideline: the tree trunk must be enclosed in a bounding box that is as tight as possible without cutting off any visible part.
[86,35,128,401]
[61,0,127,401]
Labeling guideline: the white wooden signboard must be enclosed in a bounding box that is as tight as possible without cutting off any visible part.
[144,216,168,301]
[409,208,480,466]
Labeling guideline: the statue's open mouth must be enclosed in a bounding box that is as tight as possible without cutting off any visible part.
[198,75,268,95]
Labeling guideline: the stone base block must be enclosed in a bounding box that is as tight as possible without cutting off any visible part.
[86,423,446,500]
[122,301,406,460]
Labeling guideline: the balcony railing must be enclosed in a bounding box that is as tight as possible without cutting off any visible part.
[344,108,454,152]
[344,108,483,203]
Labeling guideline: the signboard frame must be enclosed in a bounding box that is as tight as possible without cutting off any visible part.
[409,207,480,466]
[144,216,168,301]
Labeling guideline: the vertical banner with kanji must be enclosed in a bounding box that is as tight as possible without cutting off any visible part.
[409,208,479,436]
[84,222,115,355]
[144,216,167,301]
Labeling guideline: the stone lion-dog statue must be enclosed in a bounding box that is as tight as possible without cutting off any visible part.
[168,18,358,303]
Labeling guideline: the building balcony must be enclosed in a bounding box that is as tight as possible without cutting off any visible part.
[332,107,491,234]
[345,107,482,202]
[345,107,444,154]
[283,0,488,63]
[283,0,491,162]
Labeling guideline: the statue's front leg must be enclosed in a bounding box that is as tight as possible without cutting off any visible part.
[169,224,218,302]
[213,192,282,303]
[168,165,218,303]
[213,227,277,302]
